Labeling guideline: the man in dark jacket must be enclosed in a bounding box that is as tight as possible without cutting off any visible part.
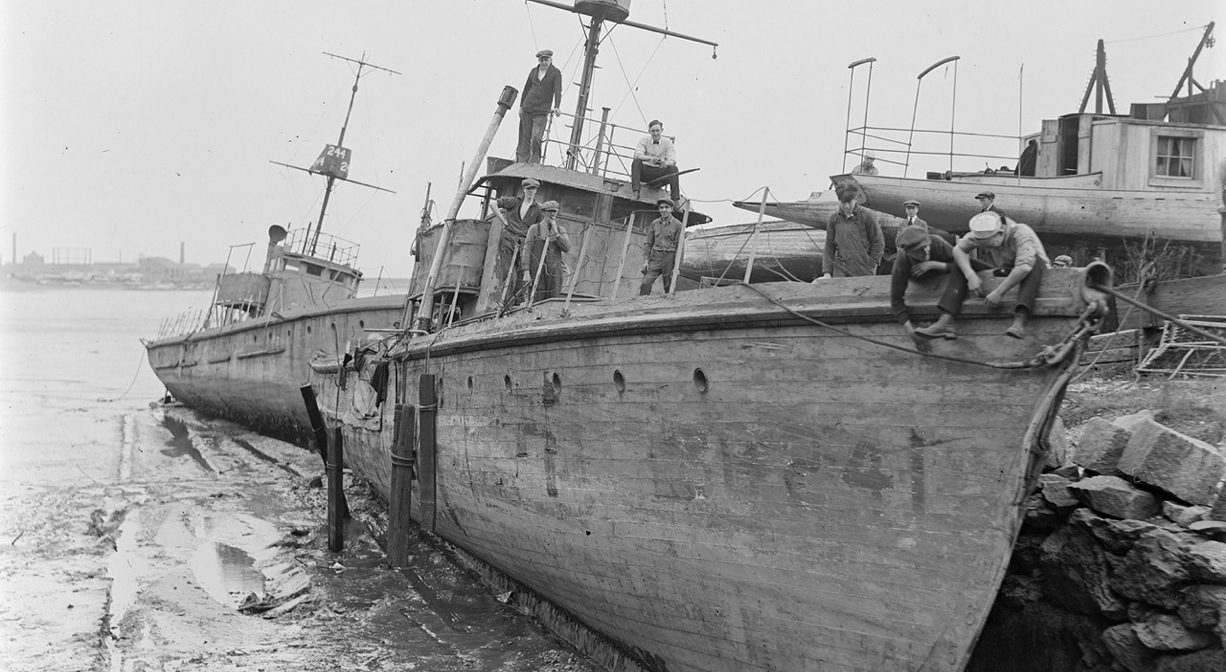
[891,226,991,343]
[517,49,563,164]
[495,178,544,304]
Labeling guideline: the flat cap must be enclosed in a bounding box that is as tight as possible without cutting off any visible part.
[657,198,674,208]
[521,178,540,187]
[902,199,920,208]
[967,212,1003,239]
[536,49,554,59]
[540,200,560,211]
[974,190,995,200]
[897,226,929,250]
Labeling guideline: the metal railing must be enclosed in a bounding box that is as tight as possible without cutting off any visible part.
[284,227,360,267]
[540,108,675,183]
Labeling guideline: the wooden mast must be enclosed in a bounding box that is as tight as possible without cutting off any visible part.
[270,52,400,257]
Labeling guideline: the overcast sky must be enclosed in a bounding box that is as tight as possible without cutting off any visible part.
[3,0,1221,276]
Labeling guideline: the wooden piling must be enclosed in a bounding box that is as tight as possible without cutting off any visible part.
[327,426,344,552]
[388,404,417,566]
[300,384,349,519]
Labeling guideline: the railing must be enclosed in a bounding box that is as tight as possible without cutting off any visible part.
[284,227,360,267]
[844,123,1025,178]
[540,108,675,183]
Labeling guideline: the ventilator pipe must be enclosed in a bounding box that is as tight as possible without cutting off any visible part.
[414,86,518,333]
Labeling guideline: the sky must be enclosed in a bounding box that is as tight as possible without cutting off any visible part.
[3,0,1222,278]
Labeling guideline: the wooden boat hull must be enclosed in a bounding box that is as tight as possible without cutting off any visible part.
[314,272,1095,672]
[681,220,826,283]
[145,294,404,443]
[847,174,1225,277]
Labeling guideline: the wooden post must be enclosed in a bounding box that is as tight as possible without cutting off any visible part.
[417,374,437,532]
[327,426,344,552]
[611,216,636,300]
[388,404,417,566]
[300,384,348,518]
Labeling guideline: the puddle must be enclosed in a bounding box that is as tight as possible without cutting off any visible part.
[190,541,266,608]
[159,414,213,472]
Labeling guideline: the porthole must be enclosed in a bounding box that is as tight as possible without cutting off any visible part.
[551,373,562,395]
[504,374,512,391]
[359,320,365,329]
[467,376,474,391]
[613,370,626,394]
[306,325,312,334]
[693,368,709,394]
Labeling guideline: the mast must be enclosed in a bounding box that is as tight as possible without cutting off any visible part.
[525,1,717,167]
[270,52,400,257]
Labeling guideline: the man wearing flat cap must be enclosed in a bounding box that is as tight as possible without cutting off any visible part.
[495,178,545,303]
[891,226,991,344]
[517,49,563,164]
[814,182,883,279]
[895,199,928,248]
[640,199,683,295]
[521,200,572,302]
[916,211,1050,340]
[974,191,1007,224]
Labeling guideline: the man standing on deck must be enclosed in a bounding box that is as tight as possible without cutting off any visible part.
[521,201,572,302]
[517,50,563,164]
[850,151,879,176]
[495,178,544,304]
[914,212,1050,340]
[813,183,883,279]
[896,199,928,247]
[891,227,992,344]
[639,199,683,295]
[631,120,680,203]
[975,190,1007,223]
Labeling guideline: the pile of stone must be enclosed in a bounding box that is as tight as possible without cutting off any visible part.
[997,412,1226,672]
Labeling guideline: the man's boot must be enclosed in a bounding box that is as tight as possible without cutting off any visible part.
[915,313,957,339]
[1005,311,1028,339]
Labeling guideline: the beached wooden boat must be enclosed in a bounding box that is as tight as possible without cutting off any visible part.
[305,5,1109,669]
[144,55,405,443]
[680,219,826,284]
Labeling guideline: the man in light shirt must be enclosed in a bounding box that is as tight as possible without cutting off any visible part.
[631,120,680,203]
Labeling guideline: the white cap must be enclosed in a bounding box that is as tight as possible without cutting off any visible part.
[967,212,1003,239]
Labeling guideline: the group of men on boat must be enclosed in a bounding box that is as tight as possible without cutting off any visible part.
[819,181,1054,343]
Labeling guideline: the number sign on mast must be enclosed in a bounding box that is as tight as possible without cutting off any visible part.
[269,52,401,255]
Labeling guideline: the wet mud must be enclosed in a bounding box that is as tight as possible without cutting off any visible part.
[0,405,598,672]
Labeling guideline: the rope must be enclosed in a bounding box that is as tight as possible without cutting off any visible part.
[739,282,1057,370]
[98,349,149,402]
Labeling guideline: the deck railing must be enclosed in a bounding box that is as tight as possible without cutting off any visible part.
[539,109,675,183]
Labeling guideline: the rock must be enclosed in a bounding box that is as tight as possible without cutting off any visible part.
[1073,417,1133,475]
[1186,541,1226,583]
[1131,609,1216,651]
[1192,520,1226,538]
[1111,529,1193,610]
[1119,419,1226,506]
[1101,623,1158,672]
[1047,416,1070,469]
[1209,490,1226,523]
[1115,410,1157,430]
[1041,473,1081,509]
[1176,585,1226,632]
[1050,464,1081,479]
[1068,475,1161,520]
[1069,507,1162,554]
[1154,647,1226,672]
[1165,502,1211,528]
[1040,524,1129,619]
[1023,491,1065,531]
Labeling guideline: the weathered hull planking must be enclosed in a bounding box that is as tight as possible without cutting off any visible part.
[315,274,1094,672]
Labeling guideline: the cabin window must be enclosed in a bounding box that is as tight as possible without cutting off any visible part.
[1155,136,1196,178]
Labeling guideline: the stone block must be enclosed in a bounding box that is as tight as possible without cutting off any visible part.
[1164,501,1210,528]
[1073,417,1132,475]
[1120,419,1225,506]
[1115,409,1157,430]
[1132,609,1216,651]
[1112,529,1193,610]
[1176,585,1226,632]
[1102,623,1157,672]
[1041,473,1080,508]
[1068,475,1161,520]
[1040,524,1128,619]
[1187,541,1226,583]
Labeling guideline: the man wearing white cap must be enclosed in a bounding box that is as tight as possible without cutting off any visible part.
[915,212,1050,340]
[850,150,879,176]
[517,49,563,164]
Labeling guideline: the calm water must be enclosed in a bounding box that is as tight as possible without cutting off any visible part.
[0,286,213,485]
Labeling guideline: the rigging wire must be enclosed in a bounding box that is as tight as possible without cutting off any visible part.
[1105,24,1209,45]
[98,349,149,403]
[609,34,667,124]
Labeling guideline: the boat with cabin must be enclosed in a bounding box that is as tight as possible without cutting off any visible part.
[737,26,1226,281]
[306,3,1112,671]
[143,54,406,443]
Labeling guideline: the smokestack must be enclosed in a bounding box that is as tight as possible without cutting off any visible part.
[179,242,185,265]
